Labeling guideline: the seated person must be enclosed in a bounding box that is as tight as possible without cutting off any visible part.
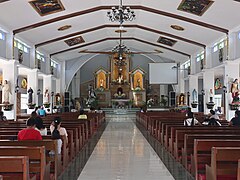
[31,111,47,135]
[38,106,46,117]
[18,117,42,141]
[229,110,240,126]
[209,109,220,120]
[202,110,221,126]
[78,110,88,119]
[88,106,96,113]
[0,111,7,121]
[184,112,200,126]
[50,117,68,144]
[51,119,63,154]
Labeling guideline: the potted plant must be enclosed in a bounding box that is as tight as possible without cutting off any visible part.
[206,102,215,109]
[3,104,13,111]
[229,103,240,110]
[43,103,50,108]
[191,101,198,108]
[27,103,36,109]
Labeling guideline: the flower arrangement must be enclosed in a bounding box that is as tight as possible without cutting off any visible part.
[95,87,104,92]
[114,93,126,99]
[133,86,141,92]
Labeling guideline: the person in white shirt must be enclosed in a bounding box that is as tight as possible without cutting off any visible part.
[50,117,68,153]
[184,112,200,126]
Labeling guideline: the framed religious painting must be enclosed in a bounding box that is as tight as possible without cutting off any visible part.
[177,0,214,16]
[157,36,177,47]
[29,0,65,16]
[64,36,85,46]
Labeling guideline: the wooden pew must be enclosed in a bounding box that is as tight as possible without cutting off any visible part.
[206,147,240,180]
[182,134,240,169]
[0,140,59,180]
[174,128,240,161]
[193,140,240,180]
[0,146,48,180]
[0,156,31,180]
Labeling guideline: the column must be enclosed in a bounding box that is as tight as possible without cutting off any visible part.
[56,79,61,93]
[60,61,66,93]
[43,75,53,113]
[5,32,14,59]
[2,60,18,120]
[189,75,198,112]
[205,47,213,69]
[228,32,237,60]
[27,69,38,114]
[224,62,239,120]
[203,70,215,114]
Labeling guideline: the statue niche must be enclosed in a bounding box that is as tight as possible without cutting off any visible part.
[130,68,145,90]
[95,68,108,90]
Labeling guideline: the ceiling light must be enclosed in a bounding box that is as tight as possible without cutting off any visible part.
[107,0,136,24]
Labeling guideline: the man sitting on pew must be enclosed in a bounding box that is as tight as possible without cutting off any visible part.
[229,110,240,126]
[18,117,42,141]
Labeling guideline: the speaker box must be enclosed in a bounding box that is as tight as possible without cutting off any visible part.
[169,91,176,106]
[64,107,69,112]
[64,92,70,98]
[64,100,69,106]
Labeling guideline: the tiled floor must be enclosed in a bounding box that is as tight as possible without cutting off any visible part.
[59,113,194,180]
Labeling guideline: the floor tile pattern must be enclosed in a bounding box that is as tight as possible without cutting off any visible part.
[59,113,194,180]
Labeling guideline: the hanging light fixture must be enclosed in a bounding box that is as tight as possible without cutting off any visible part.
[112,26,130,68]
[107,0,136,24]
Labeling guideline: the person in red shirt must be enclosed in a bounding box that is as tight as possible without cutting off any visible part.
[18,117,42,141]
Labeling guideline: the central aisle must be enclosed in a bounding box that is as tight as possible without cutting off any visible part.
[77,114,174,180]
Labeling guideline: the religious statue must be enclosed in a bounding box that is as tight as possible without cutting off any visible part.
[117,73,123,84]
[230,79,239,99]
[86,84,96,107]
[137,78,140,87]
[27,87,34,104]
[100,79,104,87]
[43,89,50,103]
[2,80,11,104]
[192,89,197,102]
[179,93,185,105]
[209,89,214,102]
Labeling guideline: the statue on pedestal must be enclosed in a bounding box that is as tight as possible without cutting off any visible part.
[44,89,50,104]
[230,79,239,103]
[28,87,34,104]
[2,80,11,104]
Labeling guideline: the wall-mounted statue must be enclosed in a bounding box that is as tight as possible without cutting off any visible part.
[2,80,11,104]
[27,87,34,104]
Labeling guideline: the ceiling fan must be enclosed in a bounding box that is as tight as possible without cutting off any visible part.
[78,26,163,55]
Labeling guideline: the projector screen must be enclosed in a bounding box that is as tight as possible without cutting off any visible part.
[149,63,178,84]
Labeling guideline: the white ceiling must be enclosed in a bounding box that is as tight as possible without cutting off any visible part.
[0,0,239,63]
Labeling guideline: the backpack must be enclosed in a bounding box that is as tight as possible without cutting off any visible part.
[51,128,61,139]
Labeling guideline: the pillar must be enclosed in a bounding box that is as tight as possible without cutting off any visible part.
[203,70,215,114]
[189,75,199,112]
[5,32,13,59]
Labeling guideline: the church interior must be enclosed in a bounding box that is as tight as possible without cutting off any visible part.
[1,0,240,179]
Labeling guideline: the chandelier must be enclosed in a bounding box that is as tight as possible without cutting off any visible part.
[107,0,136,24]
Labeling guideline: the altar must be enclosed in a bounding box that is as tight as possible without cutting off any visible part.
[93,53,146,108]
[111,99,130,108]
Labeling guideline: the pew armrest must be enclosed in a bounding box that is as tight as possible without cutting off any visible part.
[44,162,51,180]
[206,164,214,180]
